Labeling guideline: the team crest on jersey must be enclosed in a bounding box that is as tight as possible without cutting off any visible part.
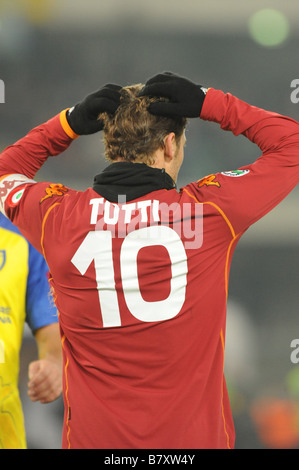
[40,183,69,203]
[0,250,6,271]
[221,169,250,177]
[197,174,221,189]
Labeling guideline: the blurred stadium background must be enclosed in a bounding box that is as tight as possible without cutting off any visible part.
[1,0,299,449]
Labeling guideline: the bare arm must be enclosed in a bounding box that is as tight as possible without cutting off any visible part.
[27,323,63,404]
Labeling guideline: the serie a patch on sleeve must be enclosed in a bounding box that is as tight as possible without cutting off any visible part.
[220,169,250,177]
[0,173,36,216]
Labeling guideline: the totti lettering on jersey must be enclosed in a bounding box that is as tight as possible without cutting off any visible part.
[89,197,203,249]
[89,197,160,227]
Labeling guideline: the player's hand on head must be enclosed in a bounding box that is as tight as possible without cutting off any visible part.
[67,84,122,135]
[140,71,207,118]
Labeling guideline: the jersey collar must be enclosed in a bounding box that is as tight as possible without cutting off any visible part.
[93,162,176,202]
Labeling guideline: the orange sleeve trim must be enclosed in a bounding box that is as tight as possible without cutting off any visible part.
[183,186,237,449]
[40,202,61,259]
[203,201,235,238]
[61,336,71,449]
[41,202,72,446]
[224,236,237,298]
[220,329,231,449]
[182,188,236,238]
[0,174,11,183]
[183,187,243,297]
[59,109,79,140]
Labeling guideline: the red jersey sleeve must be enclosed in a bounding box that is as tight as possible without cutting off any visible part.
[189,88,299,236]
[0,110,78,252]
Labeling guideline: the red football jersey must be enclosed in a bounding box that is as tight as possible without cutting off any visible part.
[1,88,299,449]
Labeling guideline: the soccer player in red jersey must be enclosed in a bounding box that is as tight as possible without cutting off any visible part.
[0,72,298,449]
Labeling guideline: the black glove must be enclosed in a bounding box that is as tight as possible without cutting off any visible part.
[140,72,207,118]
[66,84,122,135]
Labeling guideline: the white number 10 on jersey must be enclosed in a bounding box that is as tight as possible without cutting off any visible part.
[71,225,188,327]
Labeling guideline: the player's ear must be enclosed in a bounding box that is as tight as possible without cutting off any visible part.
[163,133,176,162]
